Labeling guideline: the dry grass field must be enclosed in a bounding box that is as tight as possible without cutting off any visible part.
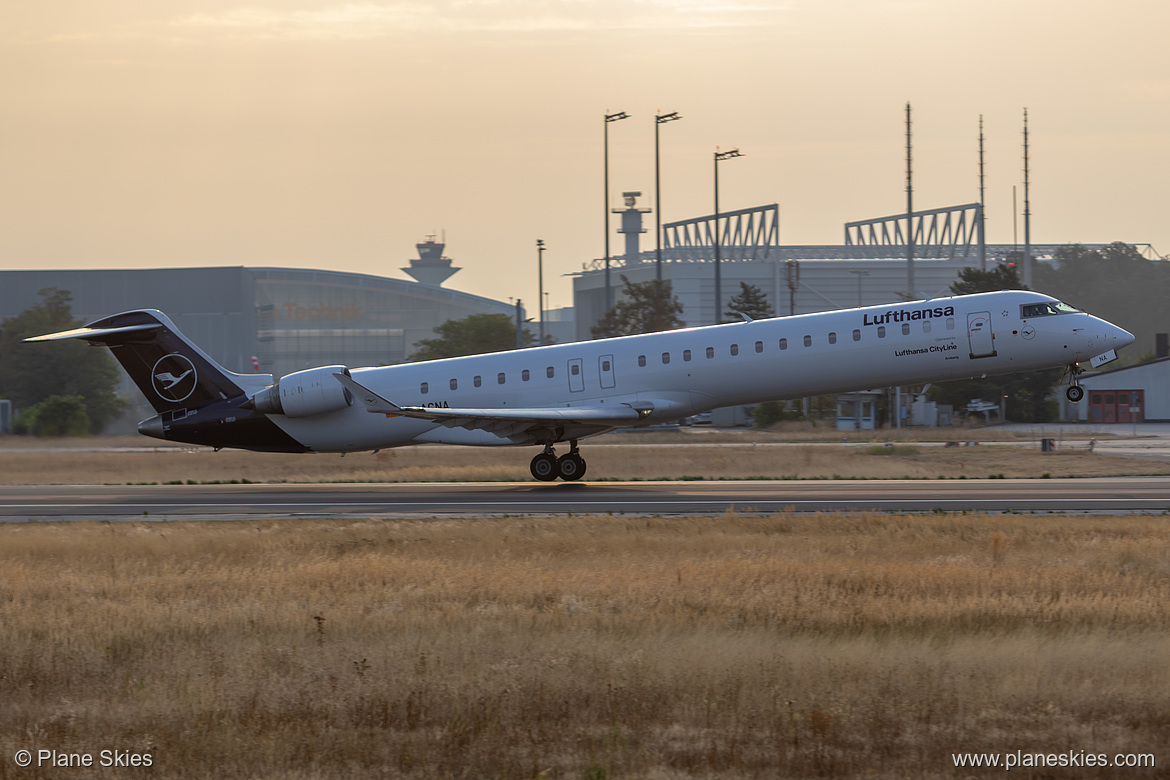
[1,512,1166,778]
[1,434,1167,484]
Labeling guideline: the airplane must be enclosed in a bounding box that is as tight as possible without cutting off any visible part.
[26,289,1133,482]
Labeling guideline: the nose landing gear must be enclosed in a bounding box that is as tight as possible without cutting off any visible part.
[529,440,587,482]
[1065,363,1085,402]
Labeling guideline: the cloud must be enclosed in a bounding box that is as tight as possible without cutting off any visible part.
[166,0,792,41]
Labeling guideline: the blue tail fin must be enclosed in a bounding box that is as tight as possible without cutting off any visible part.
[25,309,260,414]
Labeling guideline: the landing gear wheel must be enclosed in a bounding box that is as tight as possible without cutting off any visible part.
[530,452,558,481]
[557,453,587,481]
[1066,385,1084,403]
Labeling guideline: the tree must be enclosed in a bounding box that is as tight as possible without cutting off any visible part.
[1033,242,1170,357]
[0,288,126,434]
[930,368,1061,424]
[950,262,1025,295]
[409,313,534,361]
[591,275,685,338]
[19,395,91,437]
[724,282,775,322]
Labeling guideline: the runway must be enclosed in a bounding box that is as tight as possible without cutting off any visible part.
[3,477,1169,520]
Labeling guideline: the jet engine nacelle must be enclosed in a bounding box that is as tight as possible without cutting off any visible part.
[251,365,352,418]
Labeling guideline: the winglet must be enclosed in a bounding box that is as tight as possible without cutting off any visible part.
[333,373,403,415]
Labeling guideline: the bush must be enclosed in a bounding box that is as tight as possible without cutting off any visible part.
[23,395,91,437]
[752,400,803,429]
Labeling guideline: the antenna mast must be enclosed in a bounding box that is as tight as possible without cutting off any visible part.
[1022,108,1032,287]
[978,115,987,271]
[906,102,915,295]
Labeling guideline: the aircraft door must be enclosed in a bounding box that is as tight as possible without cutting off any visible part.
[966,311,997,358]
[567,358,585,393]
[599,354,616,389]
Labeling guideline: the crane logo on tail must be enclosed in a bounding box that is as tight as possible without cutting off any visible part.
[152,354,198,403]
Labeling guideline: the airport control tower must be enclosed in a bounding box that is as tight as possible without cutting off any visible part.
[402,235,461,287]
[613,192,650,265]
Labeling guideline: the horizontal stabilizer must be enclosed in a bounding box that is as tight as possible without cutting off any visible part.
[23,322,162,343]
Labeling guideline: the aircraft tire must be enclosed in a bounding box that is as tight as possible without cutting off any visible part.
[530,452,559,481]
[557,453,587,482]
[1066,385,1085,403]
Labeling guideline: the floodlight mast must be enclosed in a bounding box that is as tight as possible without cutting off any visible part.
[536,239,545,345]
[713,147,743,324]
[603,111,630,314]
[654,111,682,282]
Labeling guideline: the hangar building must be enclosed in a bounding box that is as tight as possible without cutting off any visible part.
[0,264,517,421]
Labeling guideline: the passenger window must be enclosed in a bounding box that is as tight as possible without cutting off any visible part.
[803,335,812,347]
[706,346,715,359]
[473,375,482,388]
[852,329,861,342]
[661,352,670,365]
[730,344,739,356]
[638,355,647,367]
[779,338,787,350]
[755,340,764,353]
[522,369,530,382]
[498,373,506,385]
[901,323,910,336]
[420,382,429,395]
[450,379,458,391]
[946,318,955,330]
[546,366,555,378]
[877,326,886,338]
[683,349,692,362]
[923,321,932,333]
[828,332,837,345]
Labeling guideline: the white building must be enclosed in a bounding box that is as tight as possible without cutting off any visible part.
[1060,358,1170,423]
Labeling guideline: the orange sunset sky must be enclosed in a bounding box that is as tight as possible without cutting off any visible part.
[2,1,1167,308]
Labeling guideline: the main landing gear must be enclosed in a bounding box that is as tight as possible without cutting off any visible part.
[530,440,587,482]
[1065,363,1085,403]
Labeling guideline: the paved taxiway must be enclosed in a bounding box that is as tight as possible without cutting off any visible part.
[3,477,1169,520]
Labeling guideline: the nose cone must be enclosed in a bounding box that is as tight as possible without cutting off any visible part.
[137,415,166,440]
[1111,323,1136,351]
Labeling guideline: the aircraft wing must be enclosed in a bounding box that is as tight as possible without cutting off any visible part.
[334,372,650,440]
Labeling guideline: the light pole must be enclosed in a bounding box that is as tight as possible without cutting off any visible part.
[655,111,681,282]
[536,239,545,345]
[849,269,869,308]
[713,147,743,324]
[603,110,629,314]
[849,270,869,431]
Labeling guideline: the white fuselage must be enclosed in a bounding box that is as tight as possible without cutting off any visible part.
[266,290,1133,452]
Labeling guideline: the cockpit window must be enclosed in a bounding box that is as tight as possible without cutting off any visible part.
[1021,301,1079,318]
